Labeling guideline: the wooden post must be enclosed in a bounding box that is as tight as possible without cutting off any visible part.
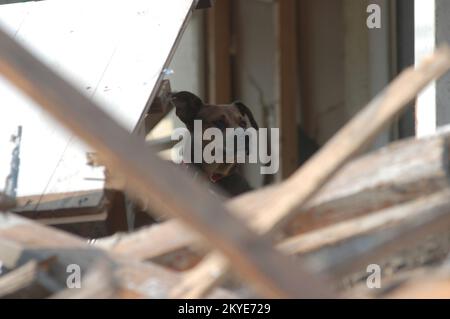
[206,0,232,104]
[276,0,299,178]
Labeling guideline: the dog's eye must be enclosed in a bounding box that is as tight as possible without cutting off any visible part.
[213,119,227,130]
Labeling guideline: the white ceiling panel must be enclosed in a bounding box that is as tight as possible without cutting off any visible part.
[0,0,195,201]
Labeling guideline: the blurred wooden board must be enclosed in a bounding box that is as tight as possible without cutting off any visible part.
[0,0,196,202]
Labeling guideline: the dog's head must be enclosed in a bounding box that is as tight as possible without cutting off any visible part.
[171,91,258,179]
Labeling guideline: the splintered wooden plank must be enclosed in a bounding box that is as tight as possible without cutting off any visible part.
[385,269,450,299]
[0,26,333,298]
[284,132,450,235]
[309,190,450,279]
[280,190,450,257]
[0,212,236,299]
[0,259,62,298]
[0,0,196,201]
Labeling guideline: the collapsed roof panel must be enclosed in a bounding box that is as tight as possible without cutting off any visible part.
[0,0,196,199]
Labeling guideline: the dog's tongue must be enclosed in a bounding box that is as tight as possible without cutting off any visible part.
[210,173,224,183]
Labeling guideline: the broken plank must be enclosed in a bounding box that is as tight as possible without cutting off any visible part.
[0,212,237,299]
[279,190,450,256]
[0,260,61,299]
[308,191,450,279]
[0,192,15,211]
[169,252,228,298]
[284,133,450,236]
[385,268,450,298]
[94,220,206,270]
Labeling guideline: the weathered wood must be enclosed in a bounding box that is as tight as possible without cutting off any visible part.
[280,190,450,256]
[0,192,15,211]
[170,252,228,298]
[0,260,61,298]
[0,27,332,298]
[49,261,117,299]
[309,190,450,279]
[164,47,450,298]
[12,189,127,237]
[276,0,300,178]
[0,212,237,299]
[94,220,206,270]
[169,188,450,298]
[206,0,232,104]
[99,190,450,266]
[385,268,450,298]
[284,133,450,236]
[98,132,450,266]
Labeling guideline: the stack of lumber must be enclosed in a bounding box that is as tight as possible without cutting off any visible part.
[3,19,450,298]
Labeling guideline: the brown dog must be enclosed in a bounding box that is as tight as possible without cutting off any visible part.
[171,91,258,197]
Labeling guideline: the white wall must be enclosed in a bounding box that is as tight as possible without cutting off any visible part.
[147,10,206,145]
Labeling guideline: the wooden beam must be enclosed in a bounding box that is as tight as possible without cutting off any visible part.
[49,261,118,299]
[105,190,129,234]
[0,260,61,298]
[0,26,332,298]
[312,190,450,279]
[0,212,237,299]
[385,270,450,299]
[206,0,232,103]
[276,0,300,178]
[0,192,15,211]
[279,190,450,256]
[170,252,228,298]
[284,133,450,236]
[94,219,206,270]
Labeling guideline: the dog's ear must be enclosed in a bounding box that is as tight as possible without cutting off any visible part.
[234,101,259,130]
[171,91,204,129]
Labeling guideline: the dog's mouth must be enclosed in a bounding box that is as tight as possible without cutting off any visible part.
[204,162,236,182]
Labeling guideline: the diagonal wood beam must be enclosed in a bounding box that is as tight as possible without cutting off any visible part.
[0,26,332,298]
[0,212,236,298]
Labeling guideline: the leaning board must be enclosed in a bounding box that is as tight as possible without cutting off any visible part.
[0,0,195,204]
